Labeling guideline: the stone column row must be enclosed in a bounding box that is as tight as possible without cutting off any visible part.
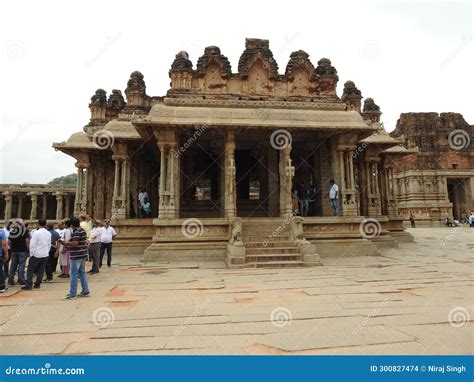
[1,190,73,221]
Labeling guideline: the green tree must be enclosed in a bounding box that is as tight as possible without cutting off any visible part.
[47,173,77,187]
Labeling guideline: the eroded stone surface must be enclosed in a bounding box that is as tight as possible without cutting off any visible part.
[0,227,472,355]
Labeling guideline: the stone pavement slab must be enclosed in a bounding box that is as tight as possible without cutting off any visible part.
[0,227,472,355]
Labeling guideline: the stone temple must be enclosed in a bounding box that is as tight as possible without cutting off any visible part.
[51,38,420,266]
[390,113,473,225]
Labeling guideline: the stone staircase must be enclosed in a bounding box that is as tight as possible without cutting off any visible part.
[241,219,305,268]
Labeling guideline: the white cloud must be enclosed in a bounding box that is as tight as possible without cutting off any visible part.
[0,0,472,183]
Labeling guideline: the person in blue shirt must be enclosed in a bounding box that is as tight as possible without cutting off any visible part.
[0,229,10,293]
[142,197,152,218]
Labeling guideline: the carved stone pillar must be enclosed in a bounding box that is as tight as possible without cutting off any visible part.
[110,143,130,220]
[338,150,346,190]
[157,139,179,220]
[339,150,357,216]
[74,165,88,216]
[279,144,294,217]
[28,192,42,220]
[17,194,24,219]
[224,130,237,219]
[385,166,398,217]
[268,147,279,216]
[3,191,13,221]
[367,159,382,216]
[64,195,71,218]
[42,194,48,219]
[55,192,65,220]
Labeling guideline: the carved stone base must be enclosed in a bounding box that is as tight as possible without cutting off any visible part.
[144,242,227,261]
[296,240,322,266]
[226,242,246,268]
[111,208,126,220]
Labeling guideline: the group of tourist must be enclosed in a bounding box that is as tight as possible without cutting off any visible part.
[0,214,116,300]
[292,179,340,217]
[445,213,474,228]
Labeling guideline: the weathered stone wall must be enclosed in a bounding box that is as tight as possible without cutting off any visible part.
[391,112,474,223]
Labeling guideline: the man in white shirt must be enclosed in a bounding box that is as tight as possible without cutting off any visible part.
[22,219,51,290]
[89,220,102,274]
[99,220,117,268]
[55,220,66,240]
[328,179,340,216]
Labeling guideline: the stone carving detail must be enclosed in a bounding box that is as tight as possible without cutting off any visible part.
[126,71,146,93]
[90,89,107,106]
[362,97,382,123]
[106,89,125,119]
[229,217,242,244]
[390,112,473,172]
[315,58,338,79]
[169,51,193,89]
[291,216,305,240]
[285,50,316,96]
[164,97,346,110]
[314,58,338,96]
[285,50,315,79]
[86,89,108,128]
[341,81,362,111]
[170,51,193,73]
[196,46,232,77]
[124,71,149,114]
[363,97,381,112]
[160,38,345,100]
[238,38,279,79]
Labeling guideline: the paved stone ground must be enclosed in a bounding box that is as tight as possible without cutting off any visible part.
[0,227,472,355]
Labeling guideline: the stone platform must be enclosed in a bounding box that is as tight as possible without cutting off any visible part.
[142,216,411,266]
[0,227,471,355]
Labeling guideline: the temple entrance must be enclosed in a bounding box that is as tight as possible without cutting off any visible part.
[292,144,323,216]
[180,147,221,218]
[447,178,467,221]
[235,149,275,217]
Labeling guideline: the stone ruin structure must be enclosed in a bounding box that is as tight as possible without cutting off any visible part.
[0,184,75,222]
[52,38,414,266]
[390,112,474,225]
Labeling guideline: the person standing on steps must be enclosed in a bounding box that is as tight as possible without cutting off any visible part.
[328,179,340,216]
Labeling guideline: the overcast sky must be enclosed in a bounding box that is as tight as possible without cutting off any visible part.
[0,0,472,184]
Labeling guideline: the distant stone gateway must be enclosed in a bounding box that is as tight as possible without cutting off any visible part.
[2,38,472,267]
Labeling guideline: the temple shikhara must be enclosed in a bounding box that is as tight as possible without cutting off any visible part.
[390,113,474,225]
[3,37,460,267]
